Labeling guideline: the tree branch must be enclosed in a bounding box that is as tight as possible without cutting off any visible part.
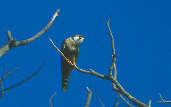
[49,91,56,107]
[0,9,60,58]
[106,19,149,107]
[113,94,120,107]
[95,88,105,107]
[119,94,133,107]
[0,78,4,98]
[0,67,19,97]
[49,19,150,107]
[158,93,171,103]
[107,18,118,90]
[1,67,19,81]
[1,62,45,93]
[49,38,148,107]
[85,86,92,107]
[148,100,151,107]
[107,18,117,80]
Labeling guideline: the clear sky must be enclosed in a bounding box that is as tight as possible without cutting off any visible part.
[0,0,171,107]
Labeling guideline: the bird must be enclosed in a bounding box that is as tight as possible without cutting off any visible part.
[61,35,84,92]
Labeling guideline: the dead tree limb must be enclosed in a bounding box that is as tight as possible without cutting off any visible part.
[1,67,19,81]
[119,94,133,107]
[107,18,117,81]
[0,9,60,58]
[0,78,4,98]
[49,19,150,107]
[113,94,119,107]
[95,88,105,107]
[85,86,92,107]
[0,62,45,94]
[49,91,57,107]
[158,93,171,103]
[0,67,19,97]
[49,38,148,107]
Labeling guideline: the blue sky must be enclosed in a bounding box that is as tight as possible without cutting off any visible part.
[0,0,171,107]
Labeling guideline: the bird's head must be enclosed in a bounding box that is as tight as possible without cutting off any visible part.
[72,35,84,46]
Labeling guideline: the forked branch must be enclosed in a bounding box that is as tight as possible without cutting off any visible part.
[49,91,57,107]
[158,93,171,103]
[85,87,92,107]
[49,19,149,107]
[0,67,19,97]
[0,9,60,58]
[0,62,45,94]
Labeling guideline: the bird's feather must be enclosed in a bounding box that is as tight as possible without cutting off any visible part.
[61,39,79,92]
[61,35,83,92]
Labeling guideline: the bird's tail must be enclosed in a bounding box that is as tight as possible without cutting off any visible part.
[62,70,72,92]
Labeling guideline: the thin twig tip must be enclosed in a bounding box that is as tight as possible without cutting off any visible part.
[86,86,89,90]
[49,38,52,41]
[56,9,60,13]
[107,18,111,24]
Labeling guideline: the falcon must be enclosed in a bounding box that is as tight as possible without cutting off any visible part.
[61,35,84,92]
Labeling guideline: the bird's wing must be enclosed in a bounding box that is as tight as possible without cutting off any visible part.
[75,48,79,64]
[61,40,77,92]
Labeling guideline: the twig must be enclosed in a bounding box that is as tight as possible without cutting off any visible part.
[1,62,45,92]
[49,18,150,106]
[1,67,19,81]
[7,30,13,41]
[49,38,148,107]
[106,19,149,107]
[19,9,60,46]
[95,88,105,107]
[0,9,60,58]
[49,91,56,107]
[113,94,119,107]
[148,100,151,107]
[107,18,115,56]
[0,67,19,97]
[119,94,133,107]
[158,93,165,101]
[0,78,4,98]
[107,19,117,89]
[158,93,171,103]
[85,86,92,107]
[49,38,108,79]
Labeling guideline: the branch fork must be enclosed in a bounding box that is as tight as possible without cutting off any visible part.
[0,9,60,58]
[49,19,150,107]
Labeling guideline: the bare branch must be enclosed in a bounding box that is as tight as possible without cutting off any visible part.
[7,30,13,41]
[114,94,119,107]
[0,66,19,97]
[0,9,60,58]
[95,89,105,107]
[119,94,134,107]
[106,19,149,107]
[0,78,4,98]
[106,19,117,89]
[49,38,108,79]
[107,18,115,56]
[1,67,19,81]
[158,93,165,101]
[1,62,45,93]
[49,19,149,107]
[19,9,60,46]
[85,86,92,107]
[148,100,151,107]
[49,38,148,107]
[49,91,56,107]
[158,93,171,103]
[159,101,171,103]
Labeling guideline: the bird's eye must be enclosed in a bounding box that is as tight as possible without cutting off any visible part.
[79,36,83,39]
